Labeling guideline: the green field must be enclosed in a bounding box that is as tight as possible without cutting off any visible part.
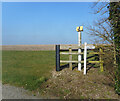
[2,50,97,91]
[2,51,55,90]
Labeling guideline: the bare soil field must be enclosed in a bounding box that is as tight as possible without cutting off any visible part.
[1,44,111,51]
[1,45,55,51]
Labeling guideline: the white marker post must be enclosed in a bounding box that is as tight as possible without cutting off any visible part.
[78,31,81,71]
[84,42,87,75]
[76,26,83,71]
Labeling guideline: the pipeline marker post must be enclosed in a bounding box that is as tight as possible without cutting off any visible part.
[84,42,87,75]
[56,45,60,71]
[78,31,81,71]
[77,26,83,71]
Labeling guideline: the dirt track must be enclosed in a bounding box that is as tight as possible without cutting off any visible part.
[2,83,42,99]
[1,45,55,51]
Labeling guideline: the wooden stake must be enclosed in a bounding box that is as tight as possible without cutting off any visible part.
[113,44,116,65]
[69,46,72,70]
[100,47,103,72]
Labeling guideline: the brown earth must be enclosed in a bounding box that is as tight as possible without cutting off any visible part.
[1,45,55,51]
[1,44,78,51]
[1,44,110,51]
[41,67,119,99]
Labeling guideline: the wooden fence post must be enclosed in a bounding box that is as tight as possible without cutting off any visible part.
[56,45,60,71]
[100,47,103,72]
[69,46,72,70]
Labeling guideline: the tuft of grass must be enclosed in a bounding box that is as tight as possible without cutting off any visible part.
[64,89,70,94]
[35,76,48,86]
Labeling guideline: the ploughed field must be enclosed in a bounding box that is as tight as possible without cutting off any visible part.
[2,45,55,51]
[2,45,119,99]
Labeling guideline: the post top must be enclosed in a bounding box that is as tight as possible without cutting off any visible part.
[76,26,83,32]
[84,42,87,45]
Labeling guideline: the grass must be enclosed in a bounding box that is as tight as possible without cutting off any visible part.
[2,51,55,91]
[2,50,100,92]
[2,50,81,91]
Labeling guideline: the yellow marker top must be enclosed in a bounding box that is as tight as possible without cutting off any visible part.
[76,26,83,32]
[76,26,80,32]
[80,26,83,31]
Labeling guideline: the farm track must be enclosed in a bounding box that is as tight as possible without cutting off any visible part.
[1,82,42,99]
